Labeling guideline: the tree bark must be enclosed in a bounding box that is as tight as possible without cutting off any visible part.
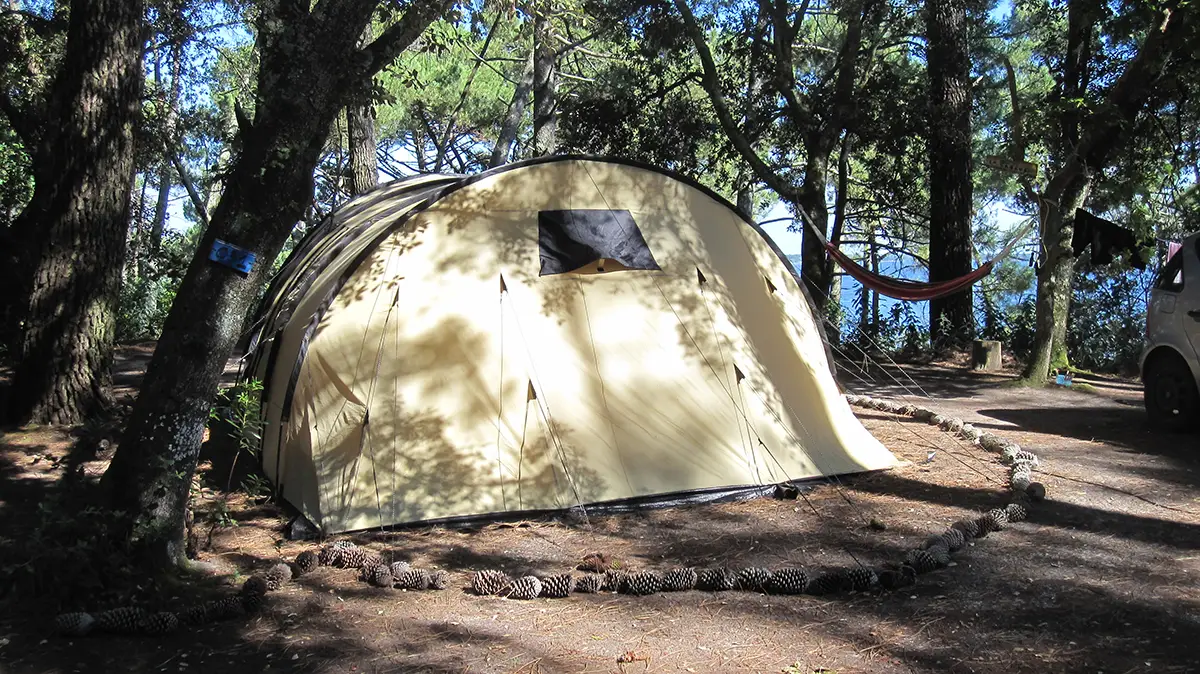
[5,0,144,425]
[489,51,535,168]
[1022,2,1192,379]
[926,0,974,349]
[346,103,378,194]
[102,0,450,570]
[532,6,557,157]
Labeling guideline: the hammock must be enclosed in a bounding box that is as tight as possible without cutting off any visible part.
[798,214,1037,302]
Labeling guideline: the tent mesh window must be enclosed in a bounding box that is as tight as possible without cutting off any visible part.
[538,209,661,275]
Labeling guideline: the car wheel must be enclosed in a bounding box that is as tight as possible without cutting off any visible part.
[1143,352,1200,432]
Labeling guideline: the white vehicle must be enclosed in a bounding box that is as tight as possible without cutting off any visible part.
[1142,232,1200,431]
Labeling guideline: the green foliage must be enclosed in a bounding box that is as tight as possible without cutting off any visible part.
[210,378,265,458]
[1066,260,1152,375]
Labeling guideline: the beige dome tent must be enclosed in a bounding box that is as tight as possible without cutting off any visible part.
[246,157,895,534]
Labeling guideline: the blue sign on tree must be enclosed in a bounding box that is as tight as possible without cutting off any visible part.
[209,239,257,274]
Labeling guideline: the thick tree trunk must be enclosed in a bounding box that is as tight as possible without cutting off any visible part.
[489,52,535,168]
[347,103,378,194]
[798,132,834,306]
[1022,2,1191,380]
[926,0,974,349]
[5,0,144,425]
[102,0,447,570]
[531,8,557,157]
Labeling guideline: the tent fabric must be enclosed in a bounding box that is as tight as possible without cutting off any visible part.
[246,157,896,534]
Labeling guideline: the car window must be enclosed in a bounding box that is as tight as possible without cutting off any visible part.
[1156,248,1185,292]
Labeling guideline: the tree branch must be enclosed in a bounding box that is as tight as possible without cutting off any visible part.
[170,153,210,229]
[362,0,455,76]
[674,0,798,203]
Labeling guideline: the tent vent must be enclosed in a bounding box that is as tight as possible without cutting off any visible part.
[697,268,707,285]
[734,365,746,383]
[538,209,660,276]
[764,276,778,294]
[526,380,538,401]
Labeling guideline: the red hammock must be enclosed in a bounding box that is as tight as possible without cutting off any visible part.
[824,243,995,302]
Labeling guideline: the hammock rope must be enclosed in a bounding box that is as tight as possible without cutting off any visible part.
[793,211,1037,302]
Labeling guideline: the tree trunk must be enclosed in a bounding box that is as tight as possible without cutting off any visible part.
[798,131,833,306]
[1022,1,1191,380]
[489,51,535,168]
[5,0,144,426]
[102,0,448,570]
[347,103,378,193]
[926,0,974,349]
[531,7,557,157]
[826,133,852,344]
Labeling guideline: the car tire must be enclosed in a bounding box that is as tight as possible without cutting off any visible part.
[1143,350,1200,432]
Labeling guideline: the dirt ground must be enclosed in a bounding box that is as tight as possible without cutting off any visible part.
[1,347,1198,673]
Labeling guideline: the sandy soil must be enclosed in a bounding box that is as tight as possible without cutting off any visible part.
[0,348,1198,674]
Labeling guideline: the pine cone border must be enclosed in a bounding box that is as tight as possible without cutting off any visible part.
[265,563,293,591]
[1006,501,1029,522]
[209,596,246,621]
[138,611,180,636]
[295,549,319,574]
[984,508,1010,531]
[878,565,917,591]
[241,591,265,614]
[847,567,878,591]
[390,561,411,577]
[55,612,95,637]
[574,574,603,593]
[395,568,432,590]
[429,570,450,590]
[622,571,663,596]
[471,570,511,595]
[765,567,808,595]
[318,546,342,567]
[242,575,269,597]
[951,518,980,540]
[603,569,629,593]
[95,607,149,635]
[735,567,772,593]
[806,569,853,595]
[941,527,966,551]
[503,576,543,600]
[337,547,368,569]
[363,564,393,588]
[695,568,736,591]
[661,567,698,592]
[1027,482,1047,501]
[538,573,574,598]
[903,549,942,574]
[577,552,610,573]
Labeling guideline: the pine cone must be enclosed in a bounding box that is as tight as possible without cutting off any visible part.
[55,612,95,637]
[806,569,854,595]
[1012,449,1040,467]
[984,508,1010,531]
[736,567,772,593]
[428,570,450,590]
[471,570,511,596]
[972,514,994,538]
[180,604,208,626]
[878,565,917,591]
[318,545,342,567]
[904,548,944,574]
[622,571,663,596]
[295,550,319,574]
[95,607,149,635]
[538,573,574,598]
[332,540,356,550]
[847,567,878,591]
[265,563,293,590]
[603,569,629,592]
[242,575,269,597]
[360,553,384,570]
[695,568,736,591]
[207,596,246,621]
[395,568,432,590]
[337,547,368,569]
[951,518,980,540]
[577,552,610,573]
[138,612,180,636]
[362,564,393,588]
[938,528,966,551]
[1027,482,1047,501]
[241,591,265,614]
[1006,501,1029,522]
[661,568,698,592]
[574,574,603,593]
[503,576,542,600]
[765,567,808,595]
[390,561,411,578]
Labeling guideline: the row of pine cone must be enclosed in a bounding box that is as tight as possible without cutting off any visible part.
[304,540,449,590]
[466,492,1038,602]
[54,561,295,637]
